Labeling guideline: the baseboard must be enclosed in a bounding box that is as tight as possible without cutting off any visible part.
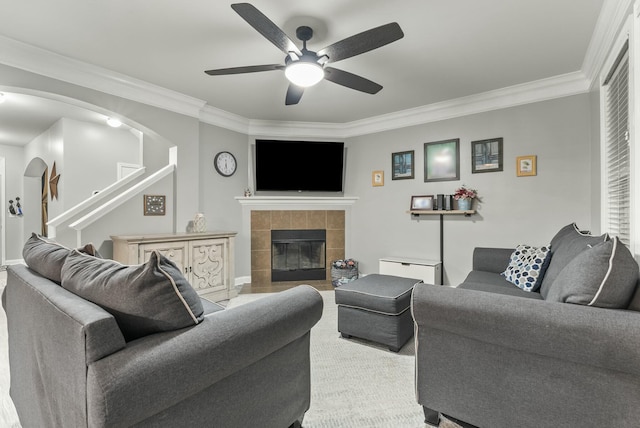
[235,276,251,287]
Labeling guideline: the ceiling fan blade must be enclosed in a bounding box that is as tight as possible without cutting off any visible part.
[285,84,304,105]
[205,64,284,75]
[318,22,404,63]
[324,67,383,94]
[231,3,302,56]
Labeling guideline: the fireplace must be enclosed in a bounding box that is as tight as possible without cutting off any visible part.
[271,229,326,281]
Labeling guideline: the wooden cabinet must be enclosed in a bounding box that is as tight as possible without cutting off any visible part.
[112,232,237,302]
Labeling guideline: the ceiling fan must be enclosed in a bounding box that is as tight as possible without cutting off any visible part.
[204,3,404,105]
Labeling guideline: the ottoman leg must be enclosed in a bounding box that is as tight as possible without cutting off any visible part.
[341,332,352,339]
[389,345,400,353]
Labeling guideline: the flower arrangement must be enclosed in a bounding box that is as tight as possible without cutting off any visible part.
[453,185,478,200]
[332,258,357,269]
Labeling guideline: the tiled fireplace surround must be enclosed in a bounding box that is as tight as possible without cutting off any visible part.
[250,210,345,285]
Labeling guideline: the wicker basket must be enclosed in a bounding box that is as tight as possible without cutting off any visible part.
[331,259,358,287]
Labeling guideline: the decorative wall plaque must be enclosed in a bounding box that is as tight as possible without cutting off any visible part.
[143,195,166,216]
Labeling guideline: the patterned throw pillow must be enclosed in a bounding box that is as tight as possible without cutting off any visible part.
[502,245,552,292]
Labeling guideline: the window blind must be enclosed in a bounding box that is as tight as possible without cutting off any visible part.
[603,41,630,245]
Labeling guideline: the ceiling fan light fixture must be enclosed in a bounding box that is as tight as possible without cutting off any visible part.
[285,61,324,87]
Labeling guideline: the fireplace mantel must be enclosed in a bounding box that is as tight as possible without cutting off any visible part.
[235,196,358,209]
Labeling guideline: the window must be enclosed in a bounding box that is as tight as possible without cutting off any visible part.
[602,40,631,247]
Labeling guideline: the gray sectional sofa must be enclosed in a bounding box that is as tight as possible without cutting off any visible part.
[412,223,640,428]
[3,234,323,427]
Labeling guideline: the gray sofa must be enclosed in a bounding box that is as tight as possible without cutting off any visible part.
[412,223,640,428]
[3,246,323,427]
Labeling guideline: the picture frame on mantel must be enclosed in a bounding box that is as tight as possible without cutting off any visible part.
[472,138,503,173]
[424,139,460,182]
[392,150,415,180]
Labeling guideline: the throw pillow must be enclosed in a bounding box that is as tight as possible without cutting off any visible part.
[545,237,639,308]
[539,223,609,299]
[61,250,204,341]
[501,244,551,292]
[22,233,102,283]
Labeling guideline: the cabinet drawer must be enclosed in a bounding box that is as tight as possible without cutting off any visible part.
[379,258,442,285]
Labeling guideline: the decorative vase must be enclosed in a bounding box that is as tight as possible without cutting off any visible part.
[193,213,207,233]
[457,198,472,211]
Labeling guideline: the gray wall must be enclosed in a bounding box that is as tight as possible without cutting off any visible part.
[199,123,249,277]
[345,94,594,286]
[0,62,602,287]
[62,118,140,206]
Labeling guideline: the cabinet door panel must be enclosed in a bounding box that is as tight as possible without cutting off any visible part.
[190,239,227,292]
[139,242,189,276]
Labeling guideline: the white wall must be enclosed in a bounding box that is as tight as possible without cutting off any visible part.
[0,145,25,261]
[345,94,594,286]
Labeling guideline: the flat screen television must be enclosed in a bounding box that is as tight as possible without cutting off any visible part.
[255,139,345,192]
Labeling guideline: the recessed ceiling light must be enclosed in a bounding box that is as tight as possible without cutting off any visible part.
[106,117,122,128]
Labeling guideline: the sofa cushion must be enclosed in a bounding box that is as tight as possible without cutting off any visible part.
[22,233,102,284]
[61,250,204,341]
[501,244,551,292]
[539,223,609,299]
[545,237,639,308]
[458,274,544,300]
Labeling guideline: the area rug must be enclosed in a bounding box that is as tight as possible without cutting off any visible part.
[227,290,461,428]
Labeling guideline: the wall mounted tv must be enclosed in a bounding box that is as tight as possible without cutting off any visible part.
[255,139,345,192]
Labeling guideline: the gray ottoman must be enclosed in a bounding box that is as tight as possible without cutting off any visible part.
[335,274,422,352]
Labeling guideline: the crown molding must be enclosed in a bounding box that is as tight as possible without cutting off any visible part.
[244,71,591,139]
[199,105,250,135]
[582,0,633,88]
[0,35,207,118]
[0,32,597,139]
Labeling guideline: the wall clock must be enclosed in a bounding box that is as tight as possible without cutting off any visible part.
[214,151,237,177]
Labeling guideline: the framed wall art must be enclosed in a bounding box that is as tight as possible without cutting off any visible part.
[372,170,384,187]
[424,139,460,182]
[472,138,503,173]
[516,155,537,177]
[410,195,434,211]
[392,150,415,180]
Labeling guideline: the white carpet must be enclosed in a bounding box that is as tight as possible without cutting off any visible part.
[0,276,459,427]
[228,290,429,427]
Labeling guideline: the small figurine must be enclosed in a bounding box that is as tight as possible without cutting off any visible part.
[8,200,16,215]
[15,197,23,216]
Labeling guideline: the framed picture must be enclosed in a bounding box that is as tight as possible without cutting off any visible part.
[472,138,503,173]
[144,194,166,216]
[372,170,384,186]
[424,139,460,182]
[392,150,415,180]
[516,155,537,177]
[410,195,434,211]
